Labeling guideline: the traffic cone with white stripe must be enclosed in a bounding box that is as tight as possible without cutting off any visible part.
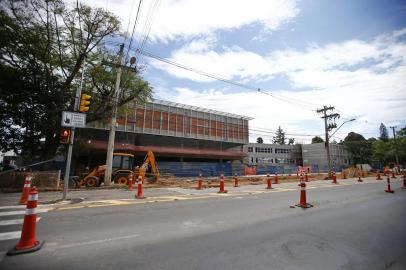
[295,174,313,208]
[135,176,145,199]
[358,172,363,182]
[266,174,273,189]
[385,175,394,193]
[218,173,227,193]
[128,173,134,191]
[274,173,279,184]
[234,173,239,187]
[376,173,382,180]
[332,171,338,184]
[8,187,44,255]
[19,173,33,205]
[197,173,203,190]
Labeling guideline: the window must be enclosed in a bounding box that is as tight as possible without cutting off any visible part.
[248,147,253,152]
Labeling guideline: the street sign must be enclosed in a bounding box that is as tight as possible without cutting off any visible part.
[61,111,86,128]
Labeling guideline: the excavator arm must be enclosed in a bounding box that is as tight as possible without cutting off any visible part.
[138,151,160,182]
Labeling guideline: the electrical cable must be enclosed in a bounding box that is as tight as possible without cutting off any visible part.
[125,0,143,63]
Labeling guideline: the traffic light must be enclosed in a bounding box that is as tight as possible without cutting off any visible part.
[60,128,71,144]
[79,94,91,113]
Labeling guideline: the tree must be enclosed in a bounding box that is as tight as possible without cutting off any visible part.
[288,138,295,145]
[397,126,406,138]
[256,137,263,144]
[0,0,152,163]
[343,132,373,164]
[311,136,324,144]
[379,123,389,142]
[273,126,286,145]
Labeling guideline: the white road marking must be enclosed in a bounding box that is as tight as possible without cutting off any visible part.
[0,208,49,217]
[0,205,26,210]
[54,234,141,249]
[0,217,40,226]
[0,231,21,241]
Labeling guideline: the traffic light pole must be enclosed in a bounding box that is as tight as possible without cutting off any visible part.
[104,44,125,186]
[62,58,86,200]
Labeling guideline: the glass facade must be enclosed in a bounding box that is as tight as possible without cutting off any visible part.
[87,99,251,144]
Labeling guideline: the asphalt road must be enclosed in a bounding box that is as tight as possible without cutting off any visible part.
[1,180,405,270]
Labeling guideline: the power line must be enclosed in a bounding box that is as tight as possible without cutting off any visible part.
[136,49,322,111]
[125,0,143,63]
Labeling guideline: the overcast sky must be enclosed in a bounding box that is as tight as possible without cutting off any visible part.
[79,0,406,143]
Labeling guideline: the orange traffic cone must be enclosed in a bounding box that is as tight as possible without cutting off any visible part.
[8,187,44,255]
[342,171,347,179]
[234,173,239,187]
[305,172,309,182]
[332,171,338,184]
[135,176,145,199]
[358,172,363,182]
[197,173,203,190]
[218,173,227,193]
[376,173,382,180]
[295,174,313,208]
[391,172,396,179]
[401,174,406,190]
[266,174,273,189]
[385,176,394,193]
[19,173,33,205]
[128,173,134,191]
[274,173,279,184]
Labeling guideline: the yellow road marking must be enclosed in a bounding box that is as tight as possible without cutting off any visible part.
[50,180,382,211]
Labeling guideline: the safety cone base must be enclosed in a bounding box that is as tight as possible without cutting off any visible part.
[234,185,239,187]
[266,186,274,189]
[7,241,44,256]
[295,203,313,209]
[218,190,228,193]
[135,195,146,199]
[358,179,363,182]
[385,190,394,194]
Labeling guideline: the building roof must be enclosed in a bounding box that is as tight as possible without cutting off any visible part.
[152,99,254,121]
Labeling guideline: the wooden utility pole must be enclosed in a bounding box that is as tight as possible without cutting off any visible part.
[317,106,340,177]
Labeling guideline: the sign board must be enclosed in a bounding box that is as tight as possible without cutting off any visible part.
[61,111,86,128]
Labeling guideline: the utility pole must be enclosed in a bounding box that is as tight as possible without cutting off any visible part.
[103,44,137,185]
[317,106,340,177]
[104,44,124,186]
[62,57,86,200]
[389,126,399,165]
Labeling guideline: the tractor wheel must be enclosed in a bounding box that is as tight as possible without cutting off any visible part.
[85,176,100,188]
[114,174,129,185]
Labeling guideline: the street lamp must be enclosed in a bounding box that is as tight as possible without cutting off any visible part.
[329,118,356,139]
[327,118,355,176]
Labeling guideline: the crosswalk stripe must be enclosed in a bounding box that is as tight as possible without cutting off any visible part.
[0,205,26,210]
[0,231,21,241]
[0,209,48,217]
[0,217,41,226]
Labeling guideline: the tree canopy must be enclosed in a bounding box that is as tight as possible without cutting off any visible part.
[273,126,286,145]
[0,0,152,163]
[311,136,324,144]
[343,132,373,164]
[256,137,263,144]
